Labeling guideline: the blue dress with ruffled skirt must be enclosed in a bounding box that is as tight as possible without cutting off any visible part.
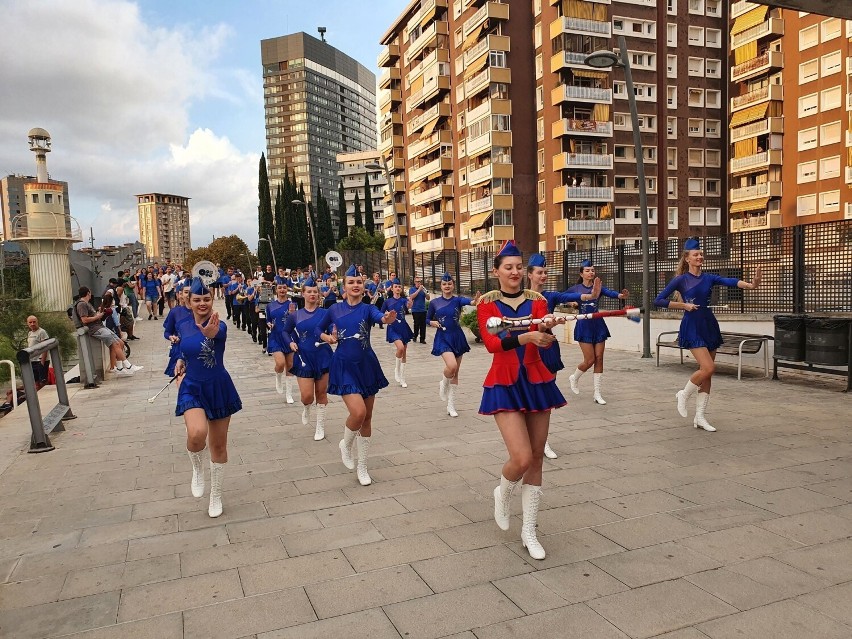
[539,290,584,374]
[265,299,293,355]
[427,296,472,357]
[280,306,333,380]
[175,321,242,420]
[163,305,193,376]
[381,296,414,344]
[566,284,621,344]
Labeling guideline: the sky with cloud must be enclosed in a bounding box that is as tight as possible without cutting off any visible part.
[0,0,401,251]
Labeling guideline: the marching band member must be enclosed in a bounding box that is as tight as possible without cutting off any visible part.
[526,253,601,459]
[317,265,397,486]
[175,277,242,518]
[163,285,193,380]
[478,241,567,560]
[381,277,414,388]
[427,272,480,417]
[408,275,429,344]
[280,276,333,440]
[566,260,629,405]
[230,273,245,330]
[266,283,297,403]
[655,237,761,431]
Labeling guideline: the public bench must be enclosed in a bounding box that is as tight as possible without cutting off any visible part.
[656,331,774,380]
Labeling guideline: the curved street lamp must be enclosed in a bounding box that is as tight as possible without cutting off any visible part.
[257,235,277,274]
[292,200,319,273]
[585,36,652,359]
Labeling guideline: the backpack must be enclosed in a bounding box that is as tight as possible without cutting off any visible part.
[69,301,84,329]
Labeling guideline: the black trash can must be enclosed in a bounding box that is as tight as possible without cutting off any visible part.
[773,314,806,362]
[805,317,851,366]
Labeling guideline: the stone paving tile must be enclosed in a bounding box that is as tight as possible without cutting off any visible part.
[535,502,623,535]
[0,529,82,561]
[180,537,287,577]
[677,524,803,564]
[696,599,851,639]
[590,541,722,588]
[507,528,625,570]
[492,573,571,614]
[735,486,846,516]
[315,497,408,528]
[804,479,852,502]
[671,500,778,532]
[756,509,852,545]
[176,500,269,532]
[593,489,697,519]
[411,545,533,593]
[11,540,128,581]
[372,505,471,539]
[592,512,707,550]
[342,531,455,573]
[436,519,519,552]
[772,538,852,584]
[797,581,852,627]
[264,489,352,517]
[126,526,230,561]
[77,514,178,547]
[256,608,401,639]
[684,568,792,610]
[238,549,355,595]
[0,573,65,610]
[60,554,181,600]
[652,630,712,639]
[473,602,630,639]
[55,613,184,639]
[530,560,629,603]
[0,591,120,639]
[225,511,322,543]
[281,520,384,556]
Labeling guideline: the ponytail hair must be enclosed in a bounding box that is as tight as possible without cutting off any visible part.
[671,251,690,302]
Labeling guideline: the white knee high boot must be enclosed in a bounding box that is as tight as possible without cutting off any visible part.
[339,427,357,469]
[208,461,225,518]
[314,403,327,441]
[593,373,606,405]
[568,367,584,395]
[493,475,521,531]
[285,376,294,404]
[544,440,558,459]
[399,363,407,388]
[394,358,401,382]
[439,375,450,400]
[447,385,458,418]
[356,434,372,486]
[187,447,206,498]
[676,380,700,418]
[693,392,716,432]
[275,372,284,394]
[521,484,545,560]
[301,402,312,426]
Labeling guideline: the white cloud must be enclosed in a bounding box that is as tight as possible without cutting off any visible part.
[0,0,260,249]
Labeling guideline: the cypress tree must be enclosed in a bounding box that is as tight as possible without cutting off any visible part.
[363,173,375,236]
[273,182,286,270]
[257,153,274,268]
[337,180,348,243]
[316,186,334,256]
[353,191,363,229]
[295,182,310,267]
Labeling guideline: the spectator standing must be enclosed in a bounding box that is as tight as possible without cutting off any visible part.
[161,267,177,310]
[26,315,50,386]
[75,287,141,375]
[408,276,429,344]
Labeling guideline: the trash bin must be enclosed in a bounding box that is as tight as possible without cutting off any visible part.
[805,317,851,366]
[773,314,806,362]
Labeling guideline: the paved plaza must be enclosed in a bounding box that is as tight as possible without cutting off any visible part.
[1,302,851,639]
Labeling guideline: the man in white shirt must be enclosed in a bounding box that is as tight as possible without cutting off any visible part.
[161,267,176,310]
[26,315,49,386]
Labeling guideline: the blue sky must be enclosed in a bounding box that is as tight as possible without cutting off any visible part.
[0,0,404,249]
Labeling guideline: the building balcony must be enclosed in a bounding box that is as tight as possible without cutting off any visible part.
[468,161,513,187]
[410,154,453,183]
[412,0,449,29]
[464,66,512,98]
[417,236,456,251]
[379,134,404,154]
[463,34,511,67]
[467,130,512,158]
[553,218,614,236]
[552,84,612,106]
[469,193,513,214]
[410,184,454,207]
[407,48,450,89]
[467,97,511,123]
[384,222,408,238]
[411,209,455,231]
[553,152,613,171]
[553,185,614,203]
[405,21,449,66]
[731,50,783,82]
[469,225,513,245]
[731,0,758,18]
[730,150,783,175]
[407,73,451,112]
[379,88,402,110]
[730,211,781,233]
[550,50,604,73]
[550,0,610,3]
[550,16,611,40]
[731,17,784,48]
[379,66,401,89]
[378,43,400,68]
[730,181,782,202]
[463,1,509,38]
[10,213,83,242]
[730,116,783,142]
[552,118,613,138]
[730,83,782,112]
[408,128,453,160]
[407,101,452,136]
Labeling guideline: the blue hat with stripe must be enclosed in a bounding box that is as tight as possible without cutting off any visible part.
[528,253,546,268]
[684,237,700,251]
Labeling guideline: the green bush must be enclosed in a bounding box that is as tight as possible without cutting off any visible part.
[0,297,77,385]
[460,308,480,340]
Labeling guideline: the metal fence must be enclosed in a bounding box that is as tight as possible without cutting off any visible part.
[339,219,852,315]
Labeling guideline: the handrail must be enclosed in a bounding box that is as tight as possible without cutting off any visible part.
[0,360,17,409]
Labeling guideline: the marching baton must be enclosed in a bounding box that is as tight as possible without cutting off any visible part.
[315,333,361,347]
[485,308,642,334]
[148,375,180,403]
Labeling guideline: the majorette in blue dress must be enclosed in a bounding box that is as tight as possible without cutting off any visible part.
[265,299,293,355]
[280,306,333,379]
[381,295,414,344]
[565,283,621,344]
[175,319,242,420]
[427,295,472,357]
[162,305,193,376]
[477,291,567,415]
[316,300,389,397]
[538,290,584,373]
[654,272,740,350]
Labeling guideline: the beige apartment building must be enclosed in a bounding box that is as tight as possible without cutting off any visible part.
[136,193,191,264]
[336,150,389,232]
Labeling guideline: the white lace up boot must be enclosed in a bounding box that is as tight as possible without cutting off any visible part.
[399,363,408,388]
[355,434,372,486]
[208,461,225,518]
[544,441,558,459]
[521,484,545,560]
[339,427,357,469]
[568,367,584,395]
[693,392,717,432]
[447,385,458,418]
[285,376,295,404]
[394,358,401,382]
[439,375,450,400]
[275,372,284,394]
[314,404,327,441]
[593,373,606,405]
[493,475,521,531]
[301,402,312,426]
[187,447,206,497]
[676,380,700,418]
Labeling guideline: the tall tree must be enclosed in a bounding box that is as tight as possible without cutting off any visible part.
[273,182,286,270]
[363,173,375,236]
[282,171,302,269]
[316,186,334,256]
[257,154,274,268]
[353,191,363,229]
[295,182,310,267]
[337,180,348,243]
[185,235,252,273]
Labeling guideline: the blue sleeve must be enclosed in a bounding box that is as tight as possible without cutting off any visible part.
[316,307,333,333]
[216,321,227,341]
[163,310,177,338]
[713,274,741,288]
[601,287,621,299]
[553,290,583,304]
[368,304,386,325]
[654,275,682,308]
[380,299,390,313]
[280,313,296,345]
[458,297,473,307]
[427,300,435,322]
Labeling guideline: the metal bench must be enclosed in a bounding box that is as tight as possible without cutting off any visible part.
[656,331,774,380]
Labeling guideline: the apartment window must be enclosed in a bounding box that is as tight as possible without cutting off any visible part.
[538,180,545,203]
[705,149,721,167]
[667,86,677,107]
[688,88,704,107]
[705,59,721,78]
[797,160,817,183]
[640,115,656,131]
[798,126,818,150]
[667,0,676,13]
[706,89,721,109]
[667,55,677,78]
[820,156,841,179]
[688,0,704,14]
[706,179,720,195]
[688,118,703,136]
[613,19,624,31]
[820,121,842,145]
[667,148,678,169]
[821,51,842,76]
[537,148,545,173]
[536,117,544,142]
[31,194,38,203]
[44,193,53,204]
[534,23,542,48]
[688,148,704,166]
[800,25,819,50]
[688,57,704,76]
[821,86,842,111]
[705,29,721,47]
[667,23,677,47]
[705,0,720,15]
[533,0,541,16]
[536,86,543,111]
[490,51,507,68]
[667,116,677,139]
[819,190,841,212]
[614,113,628,128]
[668,207,678,229]
[798,92,819,118]
[688,26,704,46]
[613,83,626,97]
[535,53,542,79]
[705,207,721,225]
[688,178,704,195]
[797,194,817,216]
[821,18,842,41]
[799,59,819,84]
[705,120,720,137]
[614,145,630,160]
[668,177,678,198]
[688,207,704,225]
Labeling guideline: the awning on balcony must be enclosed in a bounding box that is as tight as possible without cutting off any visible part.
[730,103,768,128]
[461,24,484,52]
[573,69,608,80]
[410,73,425,94]
[420,117,439,138]
[730,197,769,214]
[592,103,610,120]
[383,237,398,250]
[733,41,757,65]
[731,5,768,35]
[420,5,437,27]
[466,211,493,231]
[463,52,489,79]
[409,178,425,192]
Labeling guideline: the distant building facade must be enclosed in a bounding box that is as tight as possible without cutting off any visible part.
[1,174,70,241]
[136,193,191,264]
[336,150,388,234]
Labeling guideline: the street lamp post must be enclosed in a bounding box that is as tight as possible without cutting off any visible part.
[585,36,652,358]
[365,159,402,275]
[239,252,253,277]
[292,200,319,273]
[257,235,277,273]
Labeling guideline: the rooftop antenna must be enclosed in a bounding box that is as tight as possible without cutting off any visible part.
[317,26,327,42]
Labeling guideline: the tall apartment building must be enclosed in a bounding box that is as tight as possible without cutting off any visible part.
[336,150,388,232]
[261,32,378,227]
[1,174,70,241]
[136,193,191,264]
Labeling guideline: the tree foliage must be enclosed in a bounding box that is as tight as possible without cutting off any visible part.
[185,235,252,273]
[257,153,274,268]
[316,186,335,257]
[364,173,375,236]
[353,191,363,229]
[337,181,348,243]
[281,171,304,269]
[273,182,286,269]
[336,227,385,252]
